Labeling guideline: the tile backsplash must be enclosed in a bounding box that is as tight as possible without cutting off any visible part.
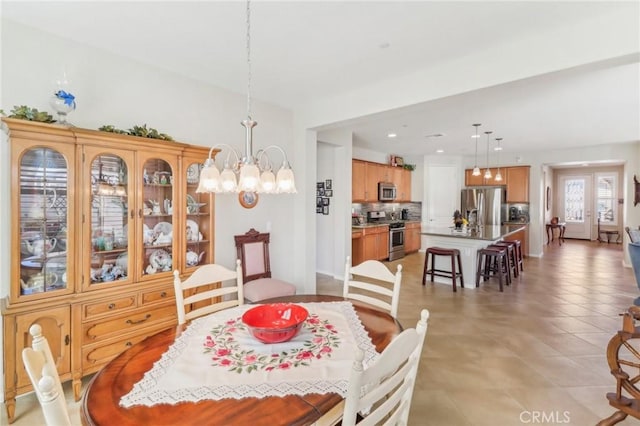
[352,202,422,222]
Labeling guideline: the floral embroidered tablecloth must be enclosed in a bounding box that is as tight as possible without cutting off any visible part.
[120,301,379,407]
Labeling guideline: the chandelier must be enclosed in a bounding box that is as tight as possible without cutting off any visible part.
[471,124,481,176]
[197,0,296,196]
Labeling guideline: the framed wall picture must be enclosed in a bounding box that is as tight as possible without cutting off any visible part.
[322,198,330,206]
[316,206,322,214]
[317,182,325,190]
[316,197,322,206]
[322,205,329,215]
[325,179,332,190]
[325,189,333,197]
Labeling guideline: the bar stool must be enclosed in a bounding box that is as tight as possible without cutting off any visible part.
[486,244,512,286]
[476,247,509,292]
[509,239,524,272]
[423,247,464,292]
[493,241,519,278]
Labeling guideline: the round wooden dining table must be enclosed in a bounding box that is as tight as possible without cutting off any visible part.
[81,295,401,426]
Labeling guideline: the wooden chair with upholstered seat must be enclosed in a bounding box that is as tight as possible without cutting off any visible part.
[234,228,296,302]
[21,324,72,426]
[173,260,244,325]
[343,255,402,318]
[341,309,429,425]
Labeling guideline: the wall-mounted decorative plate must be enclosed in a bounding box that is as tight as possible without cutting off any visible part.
[239,191,259,209]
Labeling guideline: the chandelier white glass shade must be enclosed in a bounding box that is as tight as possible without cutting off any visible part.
[196,120,296,194]
[483,131,492,179]
[472,123,481,176]
[494,137,503,182]
[196,0,296,196]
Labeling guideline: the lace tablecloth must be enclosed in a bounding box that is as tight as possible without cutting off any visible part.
[120,301,378,407]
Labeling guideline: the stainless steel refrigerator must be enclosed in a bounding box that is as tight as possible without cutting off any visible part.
[461,187,506,226]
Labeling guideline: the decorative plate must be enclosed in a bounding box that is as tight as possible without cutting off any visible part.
[153,221,173,236]
[186,164,201,184]
[186,219,199,242]
[148,249,172,272]
[239,191,259,209]
[116,252,128,275]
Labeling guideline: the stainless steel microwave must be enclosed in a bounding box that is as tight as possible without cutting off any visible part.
[378,182,397,201]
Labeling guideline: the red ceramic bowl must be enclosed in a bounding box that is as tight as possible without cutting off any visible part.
[242,303,309,344]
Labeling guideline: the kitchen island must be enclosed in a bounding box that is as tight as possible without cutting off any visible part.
[421,225,526,289]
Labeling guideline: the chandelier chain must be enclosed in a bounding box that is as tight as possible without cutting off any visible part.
[246,0,252,119]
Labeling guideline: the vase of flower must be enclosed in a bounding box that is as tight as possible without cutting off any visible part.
[50,90,76,125]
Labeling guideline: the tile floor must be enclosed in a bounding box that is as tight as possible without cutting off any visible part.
[3,239,639,425]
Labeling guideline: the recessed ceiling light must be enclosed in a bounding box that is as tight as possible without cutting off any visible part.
[387,133,397,138]
[494,146,503,151]
[436,149,444,153]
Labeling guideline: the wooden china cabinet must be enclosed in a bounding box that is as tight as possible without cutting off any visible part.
[1,118,216,422]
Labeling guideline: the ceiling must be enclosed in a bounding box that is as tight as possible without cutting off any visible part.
[3,1,639,159]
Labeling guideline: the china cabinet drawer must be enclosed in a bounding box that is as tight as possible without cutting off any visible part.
[82,304,176,344]
[83,296,137,319]
[80,324,171,371]
[141,287,175,306]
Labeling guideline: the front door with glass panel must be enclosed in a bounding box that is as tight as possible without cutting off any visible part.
[559,175,592,240]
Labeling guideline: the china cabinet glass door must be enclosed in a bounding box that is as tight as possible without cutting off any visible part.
[18,147,70,296]
[184,160,211,268]
[141,157,176,277]
[89,153,131,284]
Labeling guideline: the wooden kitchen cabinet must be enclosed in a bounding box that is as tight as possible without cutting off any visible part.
[352,159,412,202]
[351,230,364,266]
[504,226,528,257]
[365,162,383,201]
[2,118,216,422]
[506,166,530,202]
[361,225,389,261]
[392,167,412,201]
[404,222,422,253]
[352,160,366,201]
[464,168,507,186]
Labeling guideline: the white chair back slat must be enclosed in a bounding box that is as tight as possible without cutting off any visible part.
[173,260,244,325]
[343,256,402,318]
[342,309,429,426]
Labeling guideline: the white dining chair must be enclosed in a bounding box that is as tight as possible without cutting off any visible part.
[342,309,429,426]
[22,324,72,426]
[343,256,402,318]
[173,260,244,325]
[234,228,296,302]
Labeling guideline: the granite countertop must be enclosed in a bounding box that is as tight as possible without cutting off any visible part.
[421,224,526,241]
[352,220,420,229]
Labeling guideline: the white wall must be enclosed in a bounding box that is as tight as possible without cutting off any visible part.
[0,19,301,394]
[316,142,333,275]
[317,128,353,280]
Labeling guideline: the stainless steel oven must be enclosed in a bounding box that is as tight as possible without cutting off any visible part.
[388,222,405,261]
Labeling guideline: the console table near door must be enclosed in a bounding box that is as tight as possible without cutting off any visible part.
[546,222,566,245]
